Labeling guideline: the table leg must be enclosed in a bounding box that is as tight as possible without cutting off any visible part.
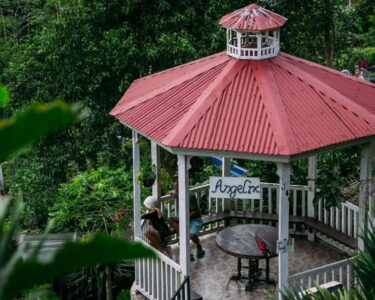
[238,257,242,278]
[230,257,242,281]
[264,256,275,284]
[245,259,257,291]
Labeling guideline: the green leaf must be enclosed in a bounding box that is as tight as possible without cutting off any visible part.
[1,234,155,300]
[0,101,80,163]
[0,85,9,107]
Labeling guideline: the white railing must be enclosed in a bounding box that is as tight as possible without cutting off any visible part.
[157,183,309,234]
[289,257,355,291]
[158,183,360,240]
[317,199,359,239]
[134,238,184,300]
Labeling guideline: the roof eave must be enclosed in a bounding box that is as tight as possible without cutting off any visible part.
[116,119,375,163]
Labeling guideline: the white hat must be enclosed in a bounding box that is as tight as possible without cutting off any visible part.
[144,196,159,209]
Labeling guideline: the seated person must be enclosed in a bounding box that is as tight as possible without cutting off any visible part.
[168,193,205,261]
[141,196,171,254]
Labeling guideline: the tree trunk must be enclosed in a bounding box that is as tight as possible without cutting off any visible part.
[324,0,335,67]
[105,265,113,300]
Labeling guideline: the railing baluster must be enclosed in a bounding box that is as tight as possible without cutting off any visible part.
[143,259,147,292]
[324,201,329,225]
[330,207,334,228]
[276,187,279,214]
[302,190,306,217]
[136,259,140,285]
[342,206,346,234]
[268,187,272,225]
[339,266,343,284]
[348,210,352,237]
[354,210,358,238]
[347,264,351,291]
[157,259,161,299]
[318,199,322,221]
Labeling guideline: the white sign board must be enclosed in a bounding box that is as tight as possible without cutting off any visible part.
[209,176,261,199]
[276,238,294,254]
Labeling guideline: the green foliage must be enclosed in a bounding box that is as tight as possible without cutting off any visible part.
[51,166,133,233]
[314,148,360,208]
[0,85,9,107]
[0,0,374,230]
[0,199,155,300]
[23,283,59,300]
[355,225,375,299]
[116,289,131,300]
[0,101,81,163]
[136,164,156,188]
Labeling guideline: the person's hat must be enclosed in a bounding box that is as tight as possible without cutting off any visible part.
[144,196,159,209]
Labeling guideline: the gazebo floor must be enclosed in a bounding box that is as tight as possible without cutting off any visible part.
[169,233,348,300]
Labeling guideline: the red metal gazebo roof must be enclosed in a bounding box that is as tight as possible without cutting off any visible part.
[219,4,287,32]
[110,51,375,157]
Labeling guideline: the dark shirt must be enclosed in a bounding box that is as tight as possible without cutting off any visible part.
[141,210,171,245]
[189,195,201,219]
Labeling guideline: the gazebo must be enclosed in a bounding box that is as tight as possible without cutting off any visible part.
[110,4,375,300]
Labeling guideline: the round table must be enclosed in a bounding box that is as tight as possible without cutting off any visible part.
[216,224,278,291]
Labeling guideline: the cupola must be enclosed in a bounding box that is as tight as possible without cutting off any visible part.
[219,4,287,60]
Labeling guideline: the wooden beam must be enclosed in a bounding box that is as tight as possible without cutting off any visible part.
[178,154,190,276]
[277,162,290,298]
[132,131,141,239]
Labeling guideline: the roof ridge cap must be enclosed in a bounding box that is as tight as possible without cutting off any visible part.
[163,59,243,147]
[276,56,375,125]
[110,52,229,116]
[252,60,299,154]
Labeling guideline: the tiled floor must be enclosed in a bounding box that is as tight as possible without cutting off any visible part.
[170,233,347,300]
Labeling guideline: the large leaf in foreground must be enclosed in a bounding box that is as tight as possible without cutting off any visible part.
[355,225,375,299]
[1,234,155,300]
[0,101,80,163]
[0,85,9,107]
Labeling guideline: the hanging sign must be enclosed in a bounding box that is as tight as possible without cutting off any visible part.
[209,176,260,199]
[276,238,294,254]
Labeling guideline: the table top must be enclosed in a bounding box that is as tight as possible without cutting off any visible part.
[216,224,278,259]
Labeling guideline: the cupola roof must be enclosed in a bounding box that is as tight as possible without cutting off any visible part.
[219,4,287,32]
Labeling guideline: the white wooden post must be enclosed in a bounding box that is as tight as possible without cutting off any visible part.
[178,154,190,277]
[307,155,317,241]
[236,31,242,55]
[132,131,141,238]
[358,144,372,250]
[222,158,231,211]
[151,141,161,200]
[257,33,262,56]
[277,162,291,298]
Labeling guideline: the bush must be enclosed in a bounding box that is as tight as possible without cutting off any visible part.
[50,166,133,234]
